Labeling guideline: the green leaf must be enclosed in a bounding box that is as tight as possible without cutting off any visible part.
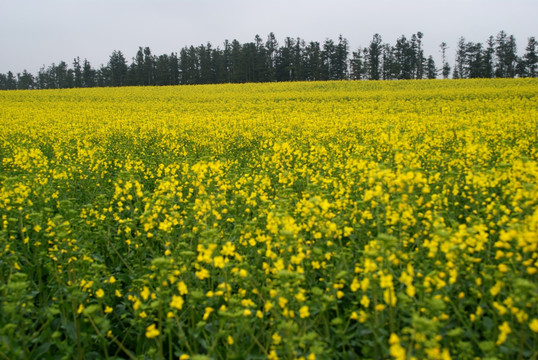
[482,316,494,331]
[479,341,495,353]
[446,327,463,337]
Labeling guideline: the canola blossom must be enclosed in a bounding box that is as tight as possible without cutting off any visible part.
[0,79,537,359]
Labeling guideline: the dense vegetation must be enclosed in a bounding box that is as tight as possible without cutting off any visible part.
[1,79,537,359]
[1,31,537,90]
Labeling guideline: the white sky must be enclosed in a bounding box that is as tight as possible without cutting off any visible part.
[1,0,537,74]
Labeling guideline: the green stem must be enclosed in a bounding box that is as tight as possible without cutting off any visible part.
[69,265,84,360]
[174,314,194,354]
[448,298,480,348]
[158,303,164,360]
[87,315,137,360]
[107,239,135,275]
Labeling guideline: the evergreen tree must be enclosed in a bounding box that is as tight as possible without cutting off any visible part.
[73,57,83,87]
[17,70,35,89]
[321,39,335,80]
[36,66,51,89]
[169,52,180,85]
[179,46,201,84]
[484,36,495,78]
[143,47,155,85]
[0,73,7,90]
[415,32,424,79]
[265,33,278,82]
[439,42,451,79]
[350,48,364,80]
[495,31,517,78]
[523,37,537,77]
[381,44,395,80]
[230,40,243,83]
[199,43,214,84]
[453,37,467,79]
[55,61,71,88]
[293,37,307,81]
[506,35,518,78]
[134,47,145,85]
[155,54,171,85]
[367,34,383,80]
[425,56,437,79]
[254,35,268,82]
[6,71,17,90]
[96,64,111,87]
[305,41,323,81]
[221,40,233,83]
[108,50,128,86]
[394,35,413,79]
[516,57,527,78]
[276,37,295,81]
[331,35,349,80]
[82,59,96,87]
[466,42,484,78]
[242,41,257,82]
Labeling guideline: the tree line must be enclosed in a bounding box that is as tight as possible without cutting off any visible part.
[1,31,536,90]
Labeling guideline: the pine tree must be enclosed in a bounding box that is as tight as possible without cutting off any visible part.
[277,37,295,81]
[199,43,214,84]
[367,34,383,80]
[334,35,349,80]
[169,52,180,85]
[82,59,96,87]
[108,50,128,87]
[37,66,50,89]
[523,37,537,77]
[454,37,467,79]
[134,47,145,85]
[394,35,413,79]
[73,57,83,87]
[321,39,335,80]
[55,61,71,88]
[305,41,322,81]
[6,71,17,89]
[425,56,437,79]
[484,36,495,78]
[143,47,155,85]
[415,32,424,79]
[222,40,233,83]
[96,64,111,87]
[439,42,451,79]
[382,44,395,80]
[17,70,35,89]
[495,31,517,78]
[230,40,243,83]
[466,42,484,78]
[265,33,278,82]
[254,35,268,82]
[155,54,171,85]
[293,37,307,81]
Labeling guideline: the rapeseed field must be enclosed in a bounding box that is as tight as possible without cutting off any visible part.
[0,79,537,359]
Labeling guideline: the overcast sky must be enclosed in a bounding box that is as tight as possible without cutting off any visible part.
[1,0,537,74]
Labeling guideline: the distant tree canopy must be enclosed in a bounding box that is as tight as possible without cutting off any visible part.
[1,31,536,90]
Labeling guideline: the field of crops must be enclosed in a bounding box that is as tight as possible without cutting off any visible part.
[1,79,537,359]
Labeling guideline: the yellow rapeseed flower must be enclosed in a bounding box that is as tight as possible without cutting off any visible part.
[145,324,160,339]
[299,306,310,318]
[529,319,538,333]
[170,295,184,310]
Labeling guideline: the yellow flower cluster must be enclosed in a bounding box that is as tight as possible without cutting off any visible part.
[0,79,537,359]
